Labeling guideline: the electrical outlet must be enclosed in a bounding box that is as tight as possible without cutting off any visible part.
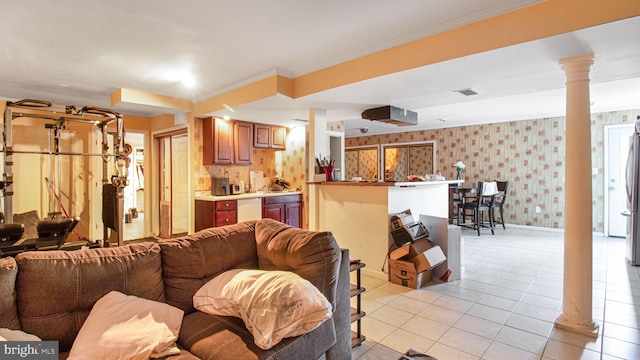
[535,206,541,213]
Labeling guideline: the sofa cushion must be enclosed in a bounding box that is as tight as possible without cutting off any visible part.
[178,311,336,360]
[15,242,164,352]
[68,291,183,360]
[255,219,341,310]
[159,221,259,314]
[193,269,332,350]
[0,256,20,330]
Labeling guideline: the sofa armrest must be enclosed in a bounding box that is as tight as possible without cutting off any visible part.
[326,248,351,360]
[255,219,342,309]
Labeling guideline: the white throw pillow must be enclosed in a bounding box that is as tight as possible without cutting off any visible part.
[68,291,184,360]
[193,269,332,350]
[0,328,41,341]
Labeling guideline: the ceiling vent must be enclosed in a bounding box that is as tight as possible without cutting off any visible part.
[361,105,417,126]
[454,88,479,96]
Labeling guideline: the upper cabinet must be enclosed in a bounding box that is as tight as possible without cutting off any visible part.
[253,124,286,150]
[202,117,233,165]
[202,117,253,166]
[234,121,253,165]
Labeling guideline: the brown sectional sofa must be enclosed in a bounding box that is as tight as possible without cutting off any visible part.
[0,219,351,360]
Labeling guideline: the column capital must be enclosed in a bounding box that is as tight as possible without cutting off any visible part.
[559,53,595,79]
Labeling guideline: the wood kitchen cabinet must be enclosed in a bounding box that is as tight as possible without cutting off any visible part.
[262,194,302,228]
[253,124,286,150]
[202,117,253,165]
[234,121,253,165]
[194,200,237,231]
[202,117,233,165]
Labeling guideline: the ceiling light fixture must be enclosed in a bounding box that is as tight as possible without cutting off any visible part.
[181,74,196,88]
[437,118,447,123]
[454,88,479,96]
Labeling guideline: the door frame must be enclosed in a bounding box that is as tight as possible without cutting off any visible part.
[326,130,344,181]
[604,124,634,237]
[152,126,188,237]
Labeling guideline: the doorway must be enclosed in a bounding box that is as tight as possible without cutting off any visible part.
[327,131,344,181]
[122,132,146,241]
[157,131,189,238]
[605,124,634,237]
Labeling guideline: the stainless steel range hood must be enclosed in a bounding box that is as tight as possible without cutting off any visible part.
[361,105,417,126]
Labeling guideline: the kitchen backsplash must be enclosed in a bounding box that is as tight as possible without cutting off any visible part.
[205,150,276,187]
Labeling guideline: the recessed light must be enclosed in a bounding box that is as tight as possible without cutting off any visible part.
[181,74,196,88]
[59,83,69,87]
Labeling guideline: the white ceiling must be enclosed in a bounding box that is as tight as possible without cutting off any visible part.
[1,1,639,137]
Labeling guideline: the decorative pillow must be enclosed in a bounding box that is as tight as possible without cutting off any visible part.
[0,328,41,341]
[68,291,184,360]
[193,269,332,350]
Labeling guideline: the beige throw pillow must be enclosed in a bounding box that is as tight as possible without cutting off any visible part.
[68,291,183,360]
[193,269,332,350]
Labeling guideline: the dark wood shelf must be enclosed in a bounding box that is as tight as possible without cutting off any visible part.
[350,308,366,322]
[350,284,366,297]
[351,331,366,348]
[349,260,365,348]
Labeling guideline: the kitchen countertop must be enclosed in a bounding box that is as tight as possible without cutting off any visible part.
[195,190,302,201]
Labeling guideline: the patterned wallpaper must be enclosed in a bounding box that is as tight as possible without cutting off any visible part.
[346,109,639,231]
[345,148,379,180]
[409,145,434,176]
[277,126,307,191]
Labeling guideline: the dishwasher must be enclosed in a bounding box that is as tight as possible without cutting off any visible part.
[237,198,262,222]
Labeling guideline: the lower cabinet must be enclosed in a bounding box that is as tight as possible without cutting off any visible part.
[195,194,302,231]
[262,194,302,228]
[194,200,237,231]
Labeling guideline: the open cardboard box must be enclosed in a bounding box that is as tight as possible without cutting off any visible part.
[388,238,446,288]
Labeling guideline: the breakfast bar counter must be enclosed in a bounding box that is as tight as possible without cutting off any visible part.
[307,180,462,277]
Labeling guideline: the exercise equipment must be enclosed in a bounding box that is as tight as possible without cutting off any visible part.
[1,99,129,246]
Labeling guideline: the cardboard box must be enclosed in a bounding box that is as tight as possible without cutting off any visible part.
[389,238,446,273]
[388,238,446,288]
[389,268,432,288]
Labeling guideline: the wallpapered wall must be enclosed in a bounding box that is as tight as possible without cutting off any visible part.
[345,148,378,180]
[345,109,639,231]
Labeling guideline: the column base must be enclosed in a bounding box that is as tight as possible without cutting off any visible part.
[554,314,600,338]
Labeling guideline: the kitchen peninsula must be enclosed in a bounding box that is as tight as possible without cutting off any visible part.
[307,180,462,278]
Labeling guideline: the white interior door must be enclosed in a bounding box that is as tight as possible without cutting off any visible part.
[606,125,633,237]
[171,135,189,234]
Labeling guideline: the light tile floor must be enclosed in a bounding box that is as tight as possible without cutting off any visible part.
[350,226,640,360]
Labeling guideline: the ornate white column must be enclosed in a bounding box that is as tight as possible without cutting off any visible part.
[554,53,599,337]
